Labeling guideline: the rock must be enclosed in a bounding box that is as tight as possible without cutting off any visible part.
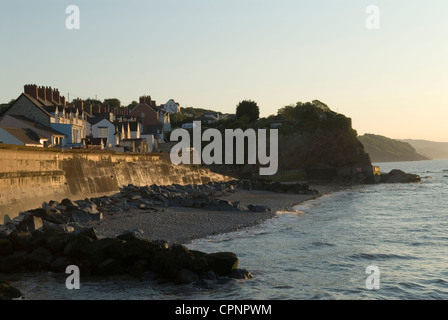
[116,229,144,241]
[76,227,98,241]
[63,235,94,257]
[9,232,33,252]
[46,234,70,253]
[70,210,93,223]
[199,270,219,281]
[0,250,28,273]
[230,269,254,279]
[175,269,199,285]
[42,221,69,237]
[61,198,78,210]
[0,281,23,300]
[248,204,271,213]
[205,252,239,276]
[49,256,74,273]
[27,247,54,268]
[89,212,103,221]
[95,258,126,277]
[0,239,13,256]
[129,259,149,279]
[381,169,421,183]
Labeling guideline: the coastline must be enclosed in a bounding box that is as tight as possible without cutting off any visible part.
[90,184,346,245]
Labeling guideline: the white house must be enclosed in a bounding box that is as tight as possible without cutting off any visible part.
[161,99,180,114]
[87,118,117,148]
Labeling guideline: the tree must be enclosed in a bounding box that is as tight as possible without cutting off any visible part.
[127,101,138,110]
[103,98,121,109]
[236,100,260,123]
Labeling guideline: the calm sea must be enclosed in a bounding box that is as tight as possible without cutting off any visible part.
[6,159,448,300]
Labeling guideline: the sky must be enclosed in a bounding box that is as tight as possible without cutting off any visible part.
[0,0,447,142]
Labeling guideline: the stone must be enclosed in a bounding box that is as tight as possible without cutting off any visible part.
[248,204,271,213]
[95,258,126,277]
[381,169,421,183]
[42,221,68,237]
[71,210,93,223]
[61,198,78,210]
[89,212,103,221]
[0,239,13,256]
[230,268,254,279]
[0,250,28,273]
[49,256,74,273]
[63,235,94,257]
[26,247,54,268]
[205,252,239,276]
[199,270,219,281]
[116,229,144,241]
[175,269,199,285]
[9,232,33,252]
[0,281,23,300]
[46,234,70,253]
[129,259,149,279]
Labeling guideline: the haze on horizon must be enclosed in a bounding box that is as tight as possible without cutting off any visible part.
[1,0,447,142]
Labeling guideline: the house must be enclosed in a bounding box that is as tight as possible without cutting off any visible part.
[82,137,108,150]
[3,85,87,148]
[87,117,117,148]
[0,114,66,147]
[196,113,220,124]
[129,96,168,141]
[161,99,181,114]
[0,127,48,147]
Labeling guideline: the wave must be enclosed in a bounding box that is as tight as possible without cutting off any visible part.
[346,253,418,261]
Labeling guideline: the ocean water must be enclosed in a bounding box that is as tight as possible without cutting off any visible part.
[6,159,448,300]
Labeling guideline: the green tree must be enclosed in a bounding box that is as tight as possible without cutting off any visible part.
[103,98,121,109]
[236,100,260,123]
[127,101,138,110]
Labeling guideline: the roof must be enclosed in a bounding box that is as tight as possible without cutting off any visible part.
[116,121,141,131]
[3,115,66,137]
[87,117,112,126]
[0,127,47,145]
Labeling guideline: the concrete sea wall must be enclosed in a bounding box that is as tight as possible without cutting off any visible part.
[0,145,229,224]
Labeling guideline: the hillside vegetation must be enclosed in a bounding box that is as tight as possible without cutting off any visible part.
[358,134,429,162]
[401,139,448,159]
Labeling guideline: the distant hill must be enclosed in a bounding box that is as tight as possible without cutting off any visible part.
[358,134,429,162]
[401,139,448,159]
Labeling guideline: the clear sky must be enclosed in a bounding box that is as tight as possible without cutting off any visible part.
[1,0,447,141]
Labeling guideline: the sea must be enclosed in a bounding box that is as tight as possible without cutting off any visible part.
[4,159,448,300]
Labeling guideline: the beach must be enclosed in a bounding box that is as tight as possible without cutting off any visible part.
[90,185,342,244]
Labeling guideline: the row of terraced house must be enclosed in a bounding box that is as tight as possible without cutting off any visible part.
[0,84,180,153]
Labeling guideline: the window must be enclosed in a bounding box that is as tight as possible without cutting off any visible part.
[98,127,109,138]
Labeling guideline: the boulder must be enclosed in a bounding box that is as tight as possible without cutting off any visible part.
[46,234,70,253]
[230,269,254,279]
[70,210,93,223]
[0,239,13,256]
[42,221,69,237]
[381,169,421,183]
[0,281,23,300]
[95,258,127,277]
[248,204,271,213]
[205,252,239,276]
[0,250,28,273]
[175,269,199,285]
[26,247,54,269]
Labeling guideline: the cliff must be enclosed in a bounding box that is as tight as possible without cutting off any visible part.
[400,139,448,160]
[358,134,429,163]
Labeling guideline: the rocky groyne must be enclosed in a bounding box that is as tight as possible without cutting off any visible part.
[0,179,318,299]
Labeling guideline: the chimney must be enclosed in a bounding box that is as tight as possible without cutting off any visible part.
[38,86,46,101]
[24,84,38,99]
[45,87,54,103]
[53,89,61,104]
[61,96,66,106]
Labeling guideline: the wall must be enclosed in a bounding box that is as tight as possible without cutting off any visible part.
[0,145,230,224]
